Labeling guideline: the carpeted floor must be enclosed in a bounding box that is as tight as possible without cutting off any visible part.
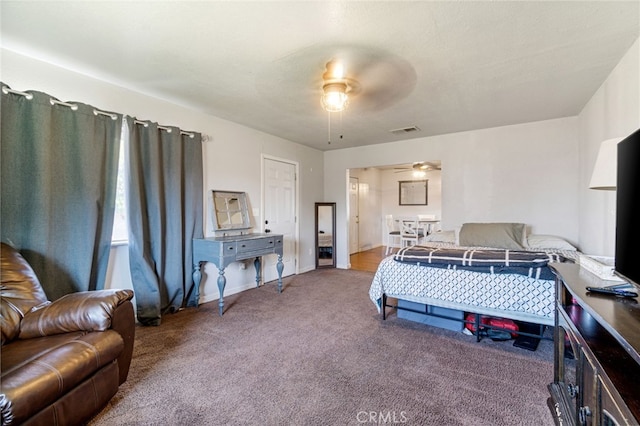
[90,268,555,425]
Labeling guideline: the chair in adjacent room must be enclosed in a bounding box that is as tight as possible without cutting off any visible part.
[385,214,402,255]
[400,218,425,248]
[417,214,438,236]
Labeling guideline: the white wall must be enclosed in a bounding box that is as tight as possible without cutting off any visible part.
[1,49,324,305]
[577,38,640,257]
[326,117,580,268]
[317,205,333,234]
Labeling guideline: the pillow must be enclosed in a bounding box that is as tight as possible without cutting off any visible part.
[526,234,577,251]
[423,230,456,243]
[458,222,526,250]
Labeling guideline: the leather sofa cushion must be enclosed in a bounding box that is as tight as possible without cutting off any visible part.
[0,330,123,424]
[1,243,49,344]
[22,361,120,426]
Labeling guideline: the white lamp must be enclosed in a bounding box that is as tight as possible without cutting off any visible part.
[589,137,623,190]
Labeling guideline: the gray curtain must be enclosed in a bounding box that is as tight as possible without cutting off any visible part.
[1,85,122,300]
[126,117,203,326]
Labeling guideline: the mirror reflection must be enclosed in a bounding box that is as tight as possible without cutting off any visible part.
[212,190,251,231]
[316,202,336,268]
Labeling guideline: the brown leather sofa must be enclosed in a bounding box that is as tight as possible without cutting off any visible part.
[0,243,135,425]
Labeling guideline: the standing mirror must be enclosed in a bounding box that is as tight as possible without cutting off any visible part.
[315,202,336,268]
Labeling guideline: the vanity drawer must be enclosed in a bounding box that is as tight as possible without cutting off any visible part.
[236,237,275,254]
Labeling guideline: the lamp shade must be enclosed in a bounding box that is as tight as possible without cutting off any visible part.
[589,137,623,190]
[321,82,348,112]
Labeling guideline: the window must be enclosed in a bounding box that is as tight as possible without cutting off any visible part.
[111,124,128,243]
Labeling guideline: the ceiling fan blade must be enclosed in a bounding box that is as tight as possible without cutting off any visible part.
[422,162,442,170]
[338,47,416,112]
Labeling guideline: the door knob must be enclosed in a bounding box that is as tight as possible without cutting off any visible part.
[578,406,591,425]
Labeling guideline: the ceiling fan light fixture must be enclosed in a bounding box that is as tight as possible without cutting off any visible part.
[321,81,349,112]
[321,59,349,113]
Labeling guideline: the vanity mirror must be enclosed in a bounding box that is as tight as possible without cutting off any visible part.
[315,202,336,268]
[211,190,251,231]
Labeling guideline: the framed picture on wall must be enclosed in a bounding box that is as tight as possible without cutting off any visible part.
[399,180,428,205]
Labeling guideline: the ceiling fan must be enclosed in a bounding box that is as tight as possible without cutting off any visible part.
[394,162,441,173]
[313,49,416,114]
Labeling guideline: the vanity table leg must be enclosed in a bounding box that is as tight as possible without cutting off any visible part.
[254,257,261,288]
[276,254,284,293]
[192,261,202,307]
[217,268,226,316]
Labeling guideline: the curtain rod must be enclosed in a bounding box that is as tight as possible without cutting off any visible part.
[49,99,118,120]
[50,98,78,110]
[94,110,118,120]
[3,86,117,120]
[2,86,34,100]
[134,120,195,138]
[4,86,193,137]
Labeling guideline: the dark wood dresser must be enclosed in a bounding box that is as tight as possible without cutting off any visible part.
[548,263,640,426]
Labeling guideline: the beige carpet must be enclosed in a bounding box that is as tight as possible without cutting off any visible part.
[90,268,555,425]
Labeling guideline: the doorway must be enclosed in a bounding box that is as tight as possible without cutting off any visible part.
[348,176,359,255]
[262,156,298,281]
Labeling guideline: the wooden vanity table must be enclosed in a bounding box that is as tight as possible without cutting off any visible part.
[193,233,283,316]
[194,190,284,316]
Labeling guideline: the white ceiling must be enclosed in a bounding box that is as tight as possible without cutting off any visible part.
[1,1,638,151]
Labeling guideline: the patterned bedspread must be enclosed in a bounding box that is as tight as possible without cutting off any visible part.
[370,244,577,326]
[393,246,562,280]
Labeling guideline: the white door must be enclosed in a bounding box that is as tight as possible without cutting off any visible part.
[263,157,297,282]
[349,176,359,254]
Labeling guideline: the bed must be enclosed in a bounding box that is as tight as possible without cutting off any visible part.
[318,232,333,248]
[318,232,334,262]
[369,223,579,337]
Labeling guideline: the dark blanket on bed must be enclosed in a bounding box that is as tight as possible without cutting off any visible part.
[393,246,562,280]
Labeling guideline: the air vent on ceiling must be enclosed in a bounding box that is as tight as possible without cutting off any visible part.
[389,126,421,135]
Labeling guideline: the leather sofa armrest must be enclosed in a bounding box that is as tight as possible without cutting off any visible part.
[111,300,135,384]
[19,289,134,339]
